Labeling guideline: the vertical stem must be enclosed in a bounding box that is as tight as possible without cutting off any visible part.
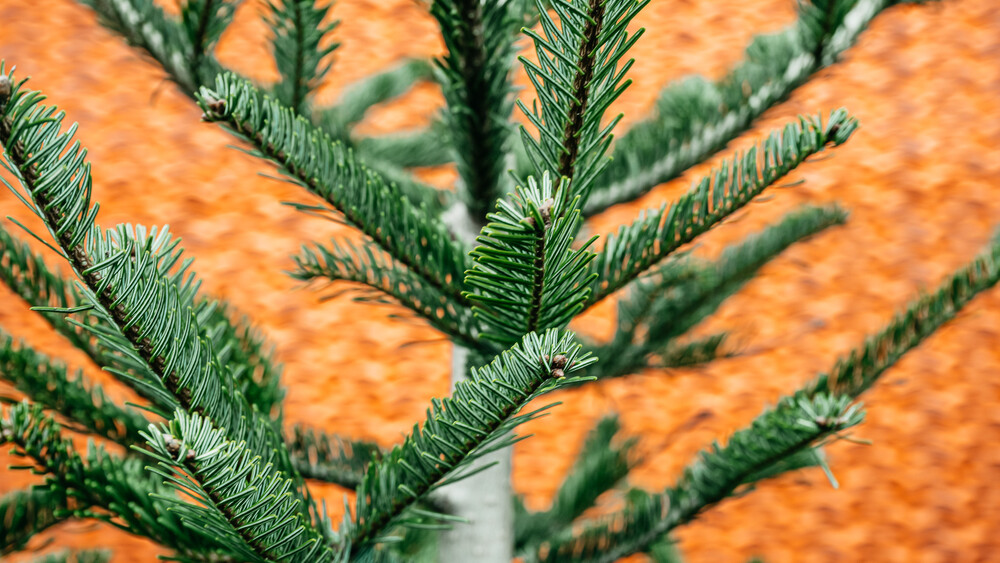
[437,345,514,563]
[191,0,218,85]
[290,0,307,113]
[526,220,547,333]
[557,0,606,182]
[431,0,516,221]
[437,202,513,563]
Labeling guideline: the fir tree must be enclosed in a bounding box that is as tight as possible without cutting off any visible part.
[1,1,995,562]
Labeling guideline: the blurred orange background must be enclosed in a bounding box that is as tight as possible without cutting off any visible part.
[1,0,999,561]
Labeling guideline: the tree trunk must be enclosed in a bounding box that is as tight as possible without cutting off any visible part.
[437,202,514,562]
[437,345,514,562]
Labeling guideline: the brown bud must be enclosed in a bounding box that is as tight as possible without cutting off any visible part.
[550,354,568,369]
[825,124,840,145]
[165,437,182,455]
[539,199,554,227]
[0,76,11,103]
[551,368,565,379]
[185,449,197,463]
[201,97,226,121]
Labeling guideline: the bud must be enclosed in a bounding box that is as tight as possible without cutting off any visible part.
[0,75,12,103]
[200,97,226,121]
[550,354,568,369]
[550,368,565,379]
[825,124,840,146]
[165,437,182,455]
[539,199,554,227]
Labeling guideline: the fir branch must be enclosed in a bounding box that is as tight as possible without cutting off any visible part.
[0,223,285,419]
[515,415,637,553]
[593,203,848,380]
[586,110,857,309]
[286,424,381,490]
[345,329,595,555]
[0,223,172,411]
[291,237,482,348]
[0,223,98,356]
[432,0,519,218]
[645,533,683,563]
[655,332,732,369]
[181,0,238,85]
[142,412,337,563]
[326,58,434,132]
[0,66,312,527]
[200,301,286,419]
[556,0,605,180]
[79,0,448,213]
[800,0,844,65]
[266,0,340,115]
[1,402,233,560]
[537,414,637,528]
[28,550,112,563]
[517,0,649,200]
[356,153,454,213]
[198,74,470,312]
[648,203,848,341]
[0,68,178,413]
[464,174,598,346]
[531,228,1000,561]
[78,0,224,96]
[0,330,150,446]
[2,488,66,555]
[738,446,830,486]
[584,0,929,214]
[353,123,454,169]
[529,393,864,562]
[805,230,1000,400]
[575,252,698,380]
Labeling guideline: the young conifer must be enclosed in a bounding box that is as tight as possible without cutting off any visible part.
[2,1,995,562]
